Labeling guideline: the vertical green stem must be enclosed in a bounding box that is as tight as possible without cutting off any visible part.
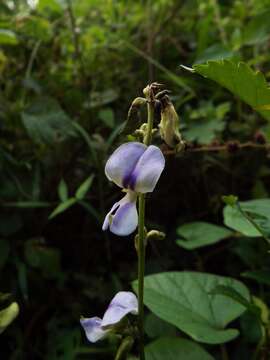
[137,89,155,360]
[137,194,146,360]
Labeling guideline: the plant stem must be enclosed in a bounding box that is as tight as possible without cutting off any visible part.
[137,194,146,360]
[137,86,155,360]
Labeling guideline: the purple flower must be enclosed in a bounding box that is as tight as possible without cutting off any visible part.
[80,291,138,343]
[102,142,165,236]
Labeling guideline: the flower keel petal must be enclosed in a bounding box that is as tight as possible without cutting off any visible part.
[80,317,108,343]
[103,192,138,236]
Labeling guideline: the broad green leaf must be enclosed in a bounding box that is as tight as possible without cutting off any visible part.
[223,198,270,237]
[176,221,232,249]
[193,60,270,121]
[58,179,68,202]
[75,175,94,200]
[242,270,270,287]
[0,29,18,45]
[22,97,77,145]
[145,313,177,339]
[145,337,214,360]
[133,272,250,344]
[0,302,19,334]
[49,198,77,219]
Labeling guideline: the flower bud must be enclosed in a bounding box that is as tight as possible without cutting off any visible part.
[159,95,183,150]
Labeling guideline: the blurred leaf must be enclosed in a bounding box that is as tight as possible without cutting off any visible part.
[193,60,270,121]
[58,179,68,202]
[4,201,51,208]
[133,272,249,344]
[242,270,270,286]
[24,238,61,278]
[37,0,63,12]
[0,239,10,269]
[0,29,18,45]
[240,311,262,344]
[49,198,77,219]
[184,119,224,143]
[145,313,177,339]
[98,108,115,128]
[84,89,119,108]
[195,44,235,64]
[145,337,214,360]
[242,10,270,46]
[0,302,19,334]
[222,195,238,206]
[0,213,22,236]
[17,16,52,42]
[21,97,77,145]
[176,222,233,250]
[223,198,270,237]
[75,175,94,200]
[16,261,28,300]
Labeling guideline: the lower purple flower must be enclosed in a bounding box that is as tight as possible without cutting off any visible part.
[80,291,138,343]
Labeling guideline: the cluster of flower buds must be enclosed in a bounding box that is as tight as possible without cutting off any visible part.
[129,83,184,151]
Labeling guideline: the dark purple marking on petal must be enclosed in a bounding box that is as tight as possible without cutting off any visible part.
[122,172,137,190]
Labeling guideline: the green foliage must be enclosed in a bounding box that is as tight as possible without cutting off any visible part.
[21,97,77,145]
[0,302,19,334]
[2,0,270,358]
[176,221,232,249]
[133,272,250,344]
[193,60,270,121]
[145,337,214,360]
[223,198,270,237]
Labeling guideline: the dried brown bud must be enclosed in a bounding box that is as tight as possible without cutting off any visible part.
[159,95,183,150]
[254,131,266,144]
[226,140,240,153]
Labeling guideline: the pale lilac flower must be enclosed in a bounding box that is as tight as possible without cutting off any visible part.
[102,142,165,236]
[80,291,138,343]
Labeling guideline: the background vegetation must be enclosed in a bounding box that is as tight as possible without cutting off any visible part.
[1,0,270,359]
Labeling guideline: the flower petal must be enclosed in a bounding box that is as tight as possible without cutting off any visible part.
[102,191,138,236]
[80,317,108,343]
[105,142,146,188]
[132,145,165,193]
[101,291,138,328]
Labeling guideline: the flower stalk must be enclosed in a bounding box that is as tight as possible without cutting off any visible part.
[137,85,155,360]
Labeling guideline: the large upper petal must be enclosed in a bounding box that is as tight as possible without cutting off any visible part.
[132,145,165,193]
[102,191,138,236]
[80,317,108,343]
[105,142,146,188]
[101,291,138,328]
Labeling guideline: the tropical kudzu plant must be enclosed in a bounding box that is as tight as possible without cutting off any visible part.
[80,82,182,359]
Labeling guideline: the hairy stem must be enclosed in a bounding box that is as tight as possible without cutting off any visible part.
[137,86,155,360]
